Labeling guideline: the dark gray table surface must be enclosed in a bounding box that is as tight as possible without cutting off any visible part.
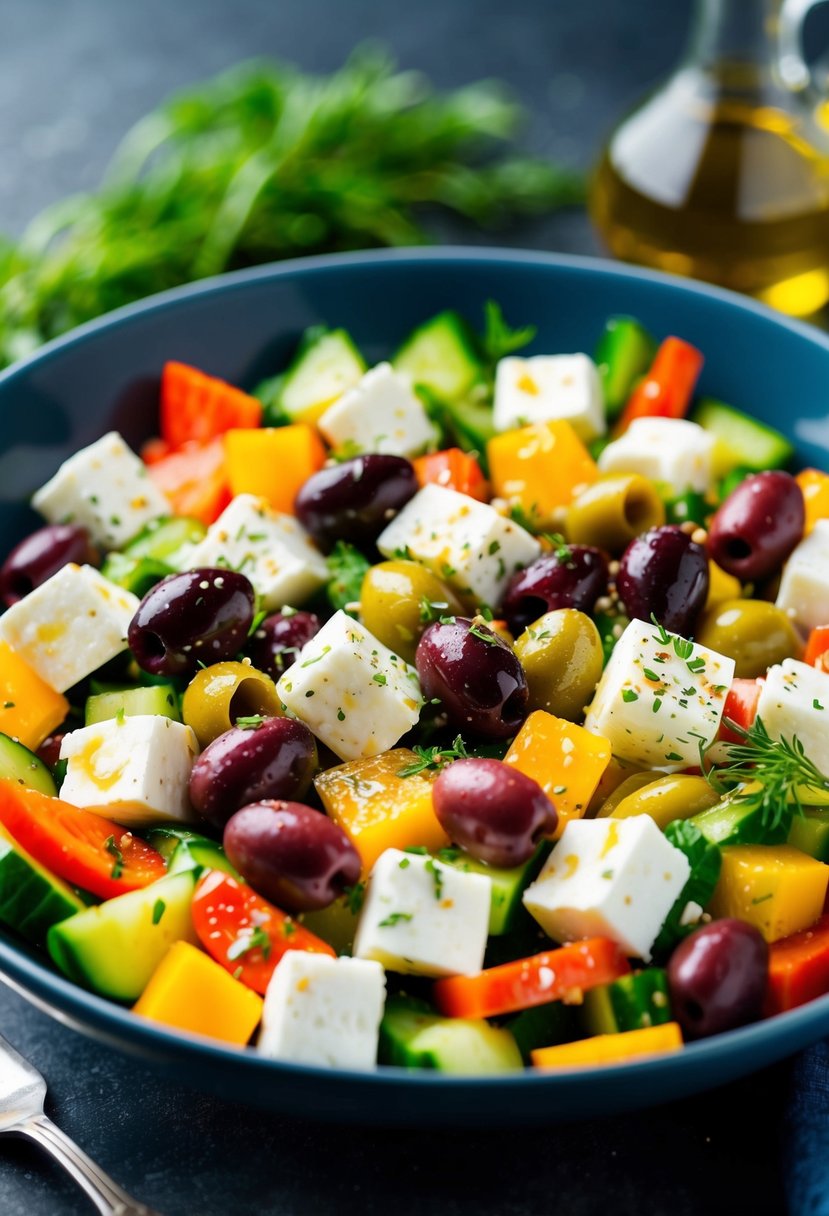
[0,2,798,1213]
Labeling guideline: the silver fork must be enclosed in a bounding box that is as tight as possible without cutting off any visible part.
[0,1031,160,1215]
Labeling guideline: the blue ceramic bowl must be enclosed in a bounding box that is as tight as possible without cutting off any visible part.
[1,248,828,1125]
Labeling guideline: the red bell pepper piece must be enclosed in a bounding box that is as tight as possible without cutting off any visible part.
[161,362,262,449]
[717,678,764,744]
[766,913,829,1014]
[146,437,231,526]
[616,336,704,433]
[413,448,490,502]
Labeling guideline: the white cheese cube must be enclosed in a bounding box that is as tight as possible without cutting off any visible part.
[0,563,138,693]
[180,494,328,610]
[776,520,829,637]
[258,953,385,1071]
[493,354,605,441]
[318,362,436,458]
[597,417,716,493]
[376,484,540,607]
[755,659,829,777]
[583,617,735,769]
[523,816,691,961]
[31,431,168,550]
[353,847,491,977]
[59,715,199,825]
[276,611,421,760]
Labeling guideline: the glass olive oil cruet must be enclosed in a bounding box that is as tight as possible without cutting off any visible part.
[590,0,829,316]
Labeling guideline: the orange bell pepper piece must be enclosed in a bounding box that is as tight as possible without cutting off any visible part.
[796,469,829,535]
[532,1022,683,1070]
[0,642,68,751]
[147,438,231,526]
[224,425,327,514]
[413,449,489,502]
[805,625,829,673]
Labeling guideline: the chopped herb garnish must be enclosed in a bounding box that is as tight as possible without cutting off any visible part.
[621,689,639,703]
[104,835,124,879]
[372,672,388,686]
[337,708,346,721]
[424,857,444,900]
[301,645,332,667]
[235,714,266,730]
[152,899,166,925]
[643,668,661,682]
[227,924,272,961]
[397,735,469,777]
[398,857,410,869]
[468,622,498,645]
[343,882,366,915]
[378,912,414,928]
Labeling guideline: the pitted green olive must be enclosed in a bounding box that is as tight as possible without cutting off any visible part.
[514,608,604,721]
[359,560,462,663]
[565,473,665,552]
[695,598,802,678]
[610,774,720,829]
[596,772,663,817]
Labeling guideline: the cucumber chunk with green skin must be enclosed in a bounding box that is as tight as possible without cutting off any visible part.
[691,794,790,846]
[393,311,484,404]
[47,871,198,1002]
[436,843,549,935]
[121,515,206,564]
[787,809,829,861]
[144,828,239,879]
[0,824,85,947]
[582,969,673,1036]
[691,398,794,474]
[379,996,522,1073]
[100,552,172,598]
[506,1001,582,1063]
[594,316,657,420]
[278,327,367,422]
[85,684,181,726]
[0,734,57,796]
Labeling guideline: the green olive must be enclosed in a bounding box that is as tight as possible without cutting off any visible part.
[514,608,604,721]
[695,598,802,679]
[596,772,663,817]
[182,661,282,748]
[359,560,462,663]
[610,774,720,829]
[565,473,665,552]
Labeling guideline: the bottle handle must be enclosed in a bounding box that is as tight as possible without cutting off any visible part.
[778,0,829,103]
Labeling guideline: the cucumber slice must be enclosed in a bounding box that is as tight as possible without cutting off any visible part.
[379,996,522,1074]
[85,685,181,726]
[582,969,672,1035]
[393,311,484,403]
[594,316,657,420]
[506,1001,582,1063]
[691,398,794,476]
[122,516,206,565]
[788,809,829,861]
[144,827,238,879]
[100,552,172,598]
[279,328,366,423]
[0,823,85,947]
[436,843,549,935]
[47,871,198,1002]
[691,795,790,846]
[0,734,57,796]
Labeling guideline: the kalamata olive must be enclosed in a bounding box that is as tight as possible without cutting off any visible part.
[190,717,318,829]
[667,918,769,1039]
[295,454,418,551]
[617,525,709,635]
[708,471,805,582]
[129,567,255,676]
[223,800,361,912]
[433,757,557,867]
[0,524,98,607]
[415,617,528,739]
[245,610,322,680]
[501,546,608,635]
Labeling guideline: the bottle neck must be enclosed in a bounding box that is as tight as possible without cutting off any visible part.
[686,0,778,71]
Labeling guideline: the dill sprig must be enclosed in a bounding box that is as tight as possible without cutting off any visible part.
[398,735,469,778]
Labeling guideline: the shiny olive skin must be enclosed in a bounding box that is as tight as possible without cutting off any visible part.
[514,609,604,720]
[223,800,361,912]
[360,560,462,663]
[246,610,322,680]
[295,454,418,551]
[695,598,802,678]
[0,524,98,607]
[566,474,666,552]
[190,717,318,829]
[501,547,609,636]
[617,526,709,635]
[708,471,805,582]
[415,617,528,739]
[667,918,769,1039]
[432,757,557,867]
[610,774,720,828]
[182,661,283,748]
[129,567,255,676]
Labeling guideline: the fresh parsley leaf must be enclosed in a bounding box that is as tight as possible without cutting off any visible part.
[325,541,371,614]
[481,300,537,363]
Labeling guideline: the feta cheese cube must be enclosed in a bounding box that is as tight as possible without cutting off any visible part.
[523,816,691,961]
[597,417,716,493]
[776,520,829,637]
[376,484,541,606]
[318,362,436,457]
[493,354,605,442]
[0,564,138,693]
[353,847,491,977]
[180,494,328,610]
[277,611,421,760]
[583,618,734,769]
[755,659,829,776]
[258,953,386,1071]
[31,431,168,550]
[59,715,199,825]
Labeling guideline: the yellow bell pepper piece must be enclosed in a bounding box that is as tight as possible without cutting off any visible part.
[487,421,598,526]
[314,748,449,875]
[133,941,263,1045]
[503,710,611,838]
[532,1022,683,1070]
[224,425,327,514]
[709,845,829,942]
[0,642,68,750]
[796,469,829,535]
[705,560,742,609]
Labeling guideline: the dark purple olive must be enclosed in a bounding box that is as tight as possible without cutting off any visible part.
[708,471,805,582]
[433,757,557,867]
[0,524,98,607]
[245,610,322,680]
[223,800,361,912]
[36,733,65,770]
[294,454,418,551]
[501,546,609,635]
[128,567,255,676]
[190,717,318,830]
[667,918,769,1039]
[415,617,528,739]
[617,525,709,635]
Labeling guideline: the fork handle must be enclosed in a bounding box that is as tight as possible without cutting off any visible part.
[14,1113,161,1216]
